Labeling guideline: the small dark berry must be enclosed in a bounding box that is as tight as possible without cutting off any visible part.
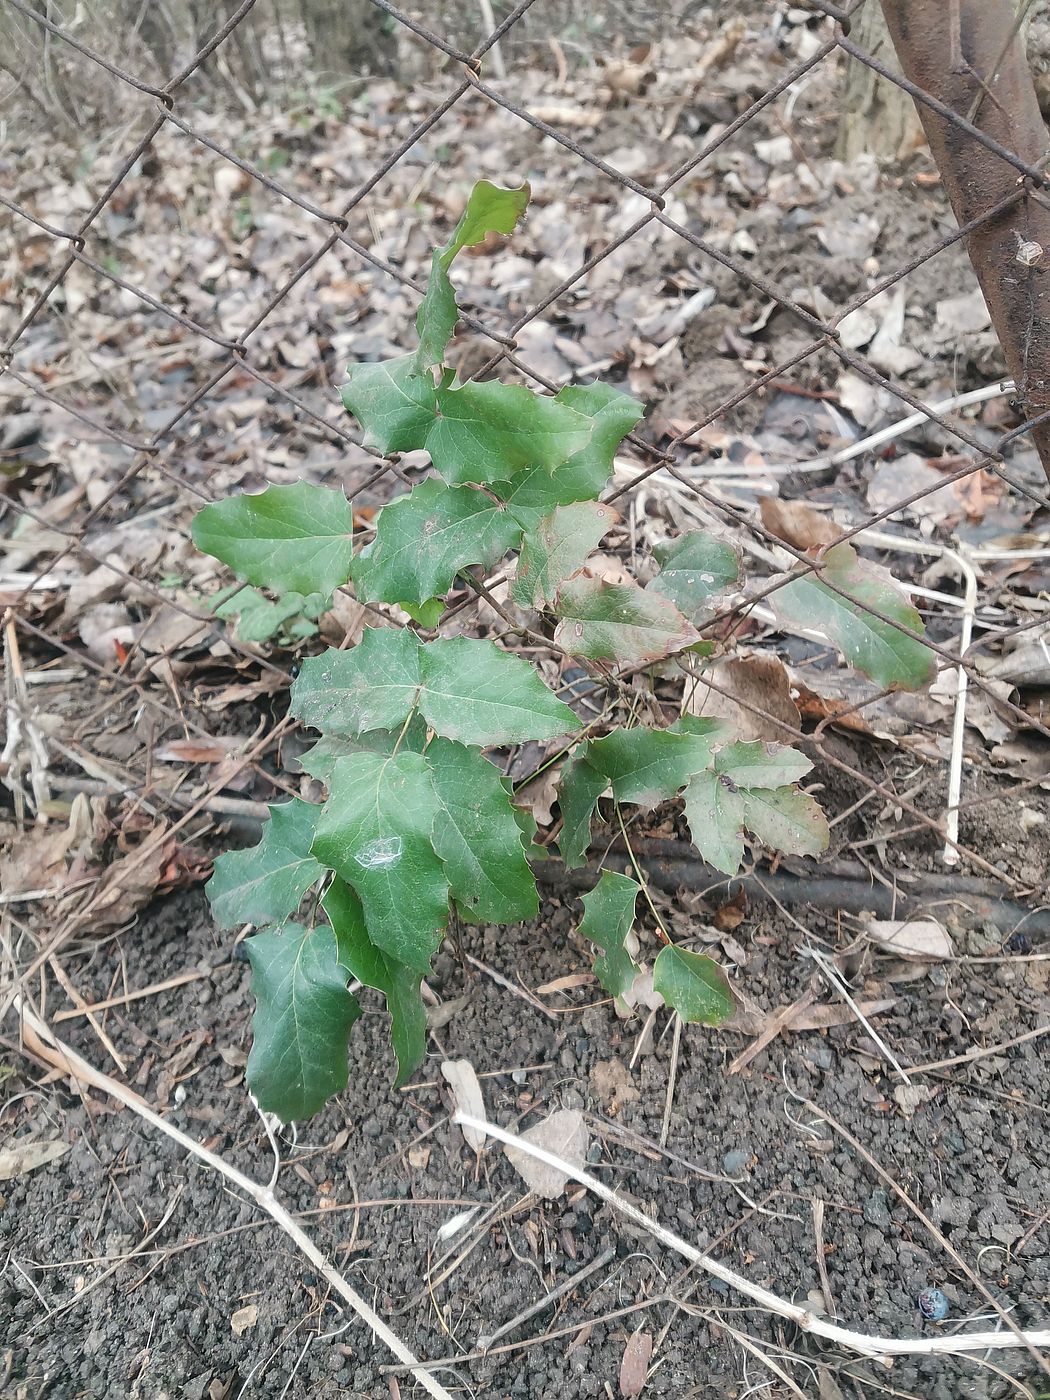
[918,1287,949,1321]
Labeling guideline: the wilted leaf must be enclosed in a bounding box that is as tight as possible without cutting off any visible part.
[759,496,840,552]
[619,1330,653,1398]
[652,945,735,1025]
[441,1059,487,1151]
[714,740,813,789]
[0,1138,70,1180]
[647,530,741,619]
[683,652,801,743]
[245,924,360,1123]
[191,482,355,598]
[577,870,641,1000]
[503,1108,588,1199]
[230,1304,259,1337]
[553,576,699,664]
[770,544,935,691]
[864,917,953,960]
[511,502,618,609]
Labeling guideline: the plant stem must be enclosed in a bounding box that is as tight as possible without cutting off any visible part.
[615,802,671,945]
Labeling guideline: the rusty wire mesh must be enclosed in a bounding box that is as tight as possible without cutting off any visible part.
[3,0,1050,945]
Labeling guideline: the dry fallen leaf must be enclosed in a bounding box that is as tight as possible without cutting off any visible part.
[759,497,840,553]
[684,651,801,742]
[504,1109,589,1200]
[230,1303,258,1336]
[619,1329,654,1397]
[441,1059,487,1151]
[591,1058,640,1115]
[864,917,953,961]
[0,1138,71,1180]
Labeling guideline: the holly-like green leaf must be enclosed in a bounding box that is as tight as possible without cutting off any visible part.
[510,502,618,609]
[353,478,521,609]
[402,597,445,627]
[770,543,935,691]
[647,531,741,620]
[652,945,735,1025]
[587,726,722,809]
[683,743,829,875]
[426,738,538,923]
[556,752,608,870]
[493,382,643,520]
[741,785,829,857]
[342,361,593,488]
[553,577,699,665]
[340,353,438,455]
[682,770,746,876]
[426,379,593,486]
[245,923,361,1122]
[323,877,426,1087]
[417,180,530,370]
[312,753,448,972]
[299,719,428,781]
[289,628,421,737]
[191,482,355,598]
[211,585,324,645]
[714,741,813,790]
[577,870,640,1000]
[206,799,323,929]
[419,636,580,746]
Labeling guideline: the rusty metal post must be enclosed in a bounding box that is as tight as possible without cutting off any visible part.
[876,0,1050,484]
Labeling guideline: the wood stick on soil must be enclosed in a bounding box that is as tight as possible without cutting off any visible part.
[14,998,455,1400]
[454,1111,1050,1362]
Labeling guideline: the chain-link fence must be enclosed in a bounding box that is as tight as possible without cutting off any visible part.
[4,0,1050,951]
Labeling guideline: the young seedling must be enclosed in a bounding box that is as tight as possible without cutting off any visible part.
[193,180,933,1121]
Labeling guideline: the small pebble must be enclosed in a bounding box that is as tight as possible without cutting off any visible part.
[918,1287,949,1321]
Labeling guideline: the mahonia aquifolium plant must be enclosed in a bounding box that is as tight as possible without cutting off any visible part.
[192,181,935,1123]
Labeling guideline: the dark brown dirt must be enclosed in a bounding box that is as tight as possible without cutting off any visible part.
[3,858,1049,1399]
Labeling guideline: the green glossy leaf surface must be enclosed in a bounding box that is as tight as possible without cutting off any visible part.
[714,741,812,789]
[353,478,521,608]
[245,923,360,1122]
[312,753,448,972]
[652,945,735,1025]
[588,726,721,808]
[426,379,593,486]
[510,502,617,609]
[419,637,580,745]
[493,382,643,519]
[206,799,322,929]
[324,877,426,1087]
[289,628,421,737]
[682,770,746,876]
[741,785,829,857]
[647,531,741,620]
[578,870,640,1000]
[191,482,355,598]
[553,577,699,664]
[556,752,608,871]
[417,181,530,369]
[770,543,935,691]
[340,353,438,455]
[299,720,428,780]
[426,738,538,923]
